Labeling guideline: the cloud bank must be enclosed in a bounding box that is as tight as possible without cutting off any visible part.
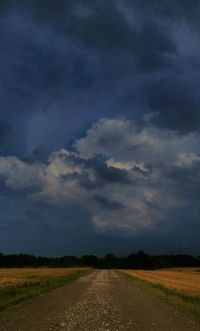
[1,117,200,254]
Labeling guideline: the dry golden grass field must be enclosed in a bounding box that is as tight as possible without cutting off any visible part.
[0,268,85,288]
[0,268,88,309]
[120,268,200,296]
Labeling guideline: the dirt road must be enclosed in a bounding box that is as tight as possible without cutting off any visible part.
[0,270,199,331]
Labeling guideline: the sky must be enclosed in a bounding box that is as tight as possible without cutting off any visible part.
[0,0,200,256]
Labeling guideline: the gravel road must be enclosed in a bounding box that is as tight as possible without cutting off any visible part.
[0,270,199,331]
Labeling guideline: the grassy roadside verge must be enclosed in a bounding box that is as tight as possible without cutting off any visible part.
[119,270,200,324]
[0,268,91,310]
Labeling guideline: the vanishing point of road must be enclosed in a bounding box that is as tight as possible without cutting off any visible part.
[0,270,199,331]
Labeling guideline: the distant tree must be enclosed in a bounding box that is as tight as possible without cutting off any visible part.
[81,255,99,267]
[0,251,200,269]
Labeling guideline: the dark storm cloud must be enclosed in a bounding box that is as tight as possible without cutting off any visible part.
[86,158,130,184]
[1,0,199,78]
[6,0,196,133]
[134,22,175,72]
[162,161,200,201]
[124,0,200,28]
[0,193,96,256]
[0,120,12,151]
[2,0,200,26]
[1,0,199,159]
[56,152,130,189]
[94,195,124,210]
[146,78,200,133]
[0,9,99,154]
[1,0,176,70]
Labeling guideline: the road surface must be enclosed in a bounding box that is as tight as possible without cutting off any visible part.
[0,270,199,331]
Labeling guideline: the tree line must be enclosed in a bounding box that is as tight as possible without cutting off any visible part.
[0,251,200,269]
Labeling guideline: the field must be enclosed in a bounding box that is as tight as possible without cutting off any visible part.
[120,268,200,296]
[0,268,88,310]
[120,268,200,322]
[0,269,200,330]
